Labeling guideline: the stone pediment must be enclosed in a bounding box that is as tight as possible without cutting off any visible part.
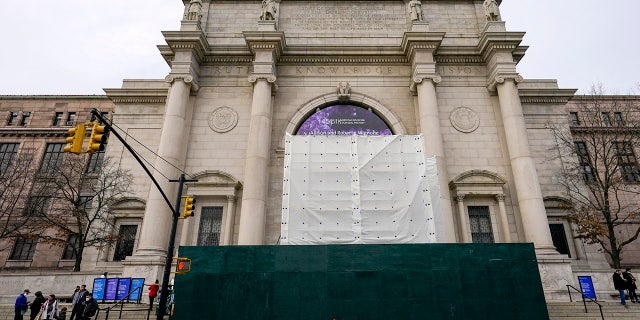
[110,197,146,210]
[451,170,506,185]
[188,170,242,189]
[449,170,506,196]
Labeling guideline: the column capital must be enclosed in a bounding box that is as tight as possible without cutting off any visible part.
[165,74,200,92]
[248,74,278,92]
[411,74,441,92]
[495,194,506,202]
[455,194,465,202]
[226,195,237,202]
[487,74,523,91]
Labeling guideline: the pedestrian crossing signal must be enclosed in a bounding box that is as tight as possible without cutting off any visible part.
[174,257,191,274]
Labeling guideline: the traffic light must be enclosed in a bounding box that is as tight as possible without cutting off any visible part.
[183,196,195,217]
[174,257,191,274]
[87,123,108,154]
[63,124,86,154]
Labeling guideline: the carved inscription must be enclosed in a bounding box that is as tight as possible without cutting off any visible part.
[212,66,250,75]
[293,66,396,76]
[438,66,485,77]
[290,3,404,32]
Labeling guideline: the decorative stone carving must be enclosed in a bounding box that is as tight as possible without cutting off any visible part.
[248,74,277,83]
[260,0,279,21]
[185,0,203,22]
[337,82,351,101]
[483,0,500,22]
[409,0,424,22]
[450,107,480,133]
[209,106,239,133]
[164,74,200,92]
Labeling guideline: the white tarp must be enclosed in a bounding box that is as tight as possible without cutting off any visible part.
[281,134,441,244]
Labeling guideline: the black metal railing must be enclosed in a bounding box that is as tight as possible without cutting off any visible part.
[95,286,151,320]
[566,284,604,320]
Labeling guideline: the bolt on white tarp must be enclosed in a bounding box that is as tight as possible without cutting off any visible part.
[281,134,442,244]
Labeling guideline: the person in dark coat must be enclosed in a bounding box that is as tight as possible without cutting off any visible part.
[623,268,638,303]
[14,289,30,320]
[69,285,88,320]
[29,291,46,320]
[79,292,99,320]
[613,269,628,305]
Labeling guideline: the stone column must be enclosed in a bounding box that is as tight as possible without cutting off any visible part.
[238,31,284,245]
[223,195,237,245]
[455,195,471,243]
[495,194,511,242]
[414,76,457,242]
[237,76,276,244]
[134,76,195,257]
[403,32,455,242]
[494,76,556,254]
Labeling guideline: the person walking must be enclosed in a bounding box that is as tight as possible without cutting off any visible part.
[14,289,30,320]
[79,293,99,320]
[623,268,638,303]
[28,291,46,320]
[613,269,628,305]
[39,294,60,320]
[69,285,88,320]
[148,280,160,310]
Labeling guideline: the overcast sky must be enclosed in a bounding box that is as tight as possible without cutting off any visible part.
[0,0,637,95]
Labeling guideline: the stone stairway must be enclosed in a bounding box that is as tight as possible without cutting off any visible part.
[0,303,153,320]
[547,301,640,320]
[3,301,640,320]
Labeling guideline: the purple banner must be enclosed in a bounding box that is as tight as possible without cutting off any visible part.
[296,105,392,136]
[105,278,119,300]
[116,278,131,300]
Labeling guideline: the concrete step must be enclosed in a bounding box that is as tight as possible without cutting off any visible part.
[547,301,640,320]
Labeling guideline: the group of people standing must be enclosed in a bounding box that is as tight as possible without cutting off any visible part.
[68,285,99,320]
[613,268,638,305]
[13,285,98,320]
[14,289,67,320]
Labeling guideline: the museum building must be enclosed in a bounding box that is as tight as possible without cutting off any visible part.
[2,0,638,303]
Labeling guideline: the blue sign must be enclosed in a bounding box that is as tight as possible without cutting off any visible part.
[116,278,132,300]
[92,278,106,300]
[578,275,597,299]
[129,278,145,302]
[105,278,119,300]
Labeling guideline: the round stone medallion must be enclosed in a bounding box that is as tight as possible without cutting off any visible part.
[209,106,238,133]
[450,107,479,133]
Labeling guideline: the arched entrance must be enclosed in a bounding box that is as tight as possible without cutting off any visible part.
[280,92,406,146]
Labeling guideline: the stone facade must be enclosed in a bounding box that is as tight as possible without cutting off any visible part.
[1,0,638,304]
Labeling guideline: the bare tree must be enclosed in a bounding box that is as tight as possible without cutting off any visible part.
[0,146,50,252]
[550,85,640,268]
[25,155,133,271]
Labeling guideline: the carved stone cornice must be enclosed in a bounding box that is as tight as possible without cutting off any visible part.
[165,74,200,92]
[161,30,210,64]
[518,86,577,104]
[242,31,287,60]
[279,56,407,64]
[0,128,68,138]
[401,32,445,64]
[104,87,169,105]
[477,30,525,62]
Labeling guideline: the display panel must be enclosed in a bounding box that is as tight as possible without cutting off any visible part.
[296,105,392,136]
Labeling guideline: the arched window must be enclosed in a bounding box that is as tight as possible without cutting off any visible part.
[295,105,392,136]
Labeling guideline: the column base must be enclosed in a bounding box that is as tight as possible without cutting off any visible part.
[121,253,167,281]
[537,254,574,301]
